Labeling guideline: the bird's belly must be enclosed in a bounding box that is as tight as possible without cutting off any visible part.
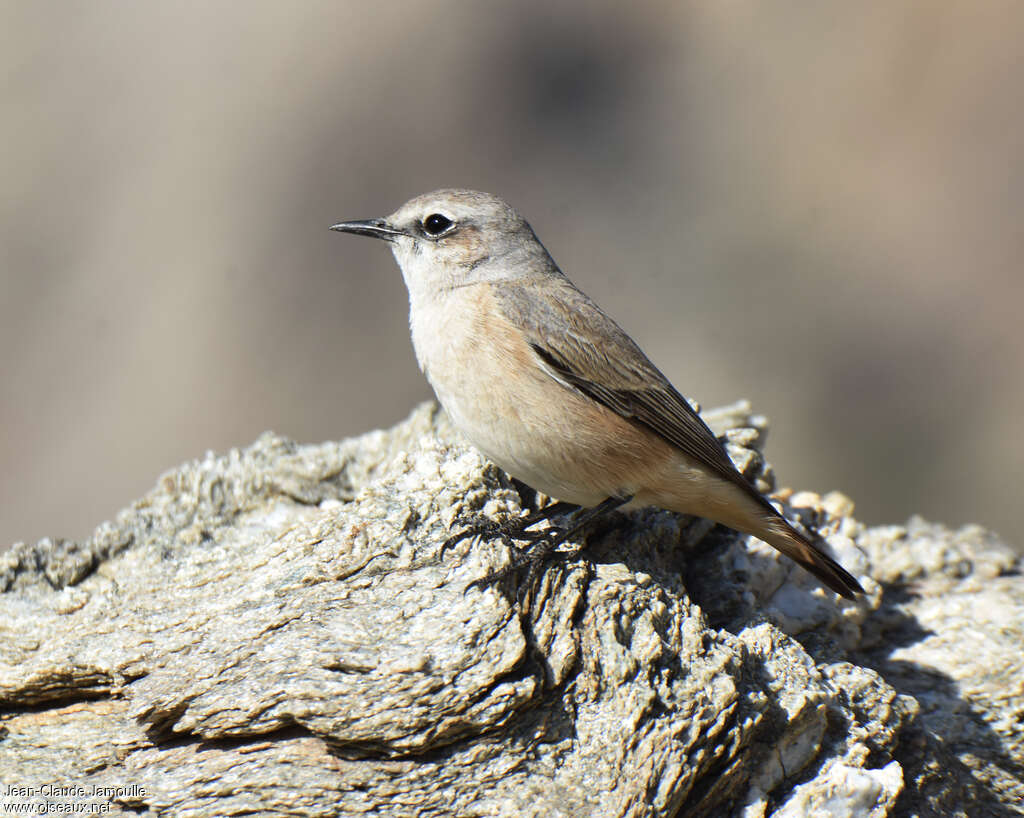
[424,352,664,507]
[437,378,611,506]
[410,286,673,507]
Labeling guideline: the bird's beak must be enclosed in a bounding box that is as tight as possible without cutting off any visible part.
[329,218,404,241]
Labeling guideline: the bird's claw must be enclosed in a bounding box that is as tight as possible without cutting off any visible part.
[461,524,575,597]
[440,514,500,558]
[444,497,624,597]
[441,508,565,559]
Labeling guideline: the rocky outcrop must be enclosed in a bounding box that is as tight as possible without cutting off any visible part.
[1,403,1021,817]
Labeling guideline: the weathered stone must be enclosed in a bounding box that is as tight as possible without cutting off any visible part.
[1,402,1020,817]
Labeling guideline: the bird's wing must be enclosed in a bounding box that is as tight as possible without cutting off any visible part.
[493,278,768,503]
[492,277,865,600]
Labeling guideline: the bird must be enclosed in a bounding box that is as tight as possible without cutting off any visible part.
[330,189,863,599]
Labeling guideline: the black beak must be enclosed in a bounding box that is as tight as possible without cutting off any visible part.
[329,218,404,241]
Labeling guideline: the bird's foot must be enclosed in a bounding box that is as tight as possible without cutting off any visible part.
[441,502,580,598]
[452,495,632,597]
[465,524,581,594]
[440,501,578,560]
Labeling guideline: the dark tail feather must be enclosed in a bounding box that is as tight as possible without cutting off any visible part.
[760,517,864,600]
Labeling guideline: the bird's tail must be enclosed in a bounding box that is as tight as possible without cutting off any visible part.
[756,514,864,600]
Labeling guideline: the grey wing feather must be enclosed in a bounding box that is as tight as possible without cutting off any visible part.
[494,279,771,506]
[494,278,864,600]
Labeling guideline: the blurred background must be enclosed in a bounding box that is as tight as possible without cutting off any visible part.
[3,1,1022,552]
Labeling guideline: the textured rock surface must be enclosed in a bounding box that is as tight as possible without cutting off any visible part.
[1,402,1021,817]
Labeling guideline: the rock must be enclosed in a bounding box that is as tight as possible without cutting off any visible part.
[1,402,1021,817]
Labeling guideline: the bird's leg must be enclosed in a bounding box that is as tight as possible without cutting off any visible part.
[519,495,632,583]
[440,500,580,559]
[470,495,633,592]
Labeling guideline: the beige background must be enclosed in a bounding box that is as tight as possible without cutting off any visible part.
[3,1,1022,551]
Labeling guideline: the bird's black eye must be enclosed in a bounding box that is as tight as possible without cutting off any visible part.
[422,213,454,236]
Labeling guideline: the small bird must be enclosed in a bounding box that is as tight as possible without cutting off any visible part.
[331,190,863,599]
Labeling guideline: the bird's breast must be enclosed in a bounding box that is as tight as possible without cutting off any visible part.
[409,286,540,460]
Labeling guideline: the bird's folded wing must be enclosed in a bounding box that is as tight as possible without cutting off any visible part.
[494,279,764,499]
